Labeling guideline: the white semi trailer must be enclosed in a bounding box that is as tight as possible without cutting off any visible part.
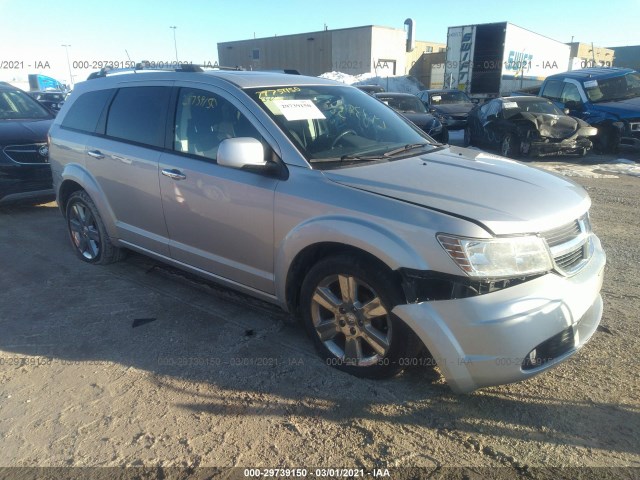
[444,22,571,99]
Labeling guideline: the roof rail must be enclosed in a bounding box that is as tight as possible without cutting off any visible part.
[86,63,245,80]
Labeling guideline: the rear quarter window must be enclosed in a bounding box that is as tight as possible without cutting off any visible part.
[61,89,114,133]
[105,86,171,148]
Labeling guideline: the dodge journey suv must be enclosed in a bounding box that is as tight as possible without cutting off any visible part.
[49,67,605,393]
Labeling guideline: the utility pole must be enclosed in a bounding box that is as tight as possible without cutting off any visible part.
[61,44,73,88]
[170,26,179,64]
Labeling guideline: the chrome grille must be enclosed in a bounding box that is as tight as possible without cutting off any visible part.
[3,143,49,164]
[541,214,592,275]
[543,219,581,247]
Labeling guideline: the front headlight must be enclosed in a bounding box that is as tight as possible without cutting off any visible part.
[437,234,553,278]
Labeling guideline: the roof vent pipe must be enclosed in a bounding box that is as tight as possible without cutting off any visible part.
[404,18,415,52]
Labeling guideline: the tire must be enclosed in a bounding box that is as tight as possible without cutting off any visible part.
[463,126,472,147]
[595,127,620,154]
[501,133,521,158]
[300,255,419,379]
[439,127,449,144]
[65,190,125,264]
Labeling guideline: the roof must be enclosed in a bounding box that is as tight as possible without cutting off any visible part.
[547,67,635,80]
[83,69,342,89]
[374,92,417,98]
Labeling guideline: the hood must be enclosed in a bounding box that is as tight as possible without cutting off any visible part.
[0,119,52,145]
[518,112,580,139]
[401,112,437,129]
[322,146,590,236]
[590,96,640,119]
[431,103,474,116]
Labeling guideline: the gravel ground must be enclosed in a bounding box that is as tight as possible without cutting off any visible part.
[0,149,639,479]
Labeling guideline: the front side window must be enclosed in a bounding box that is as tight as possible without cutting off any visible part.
[560,83,582,103]
[173,88,261,162]
[246,85,433,166]
[0,89,52,120]
[105,87,171,148]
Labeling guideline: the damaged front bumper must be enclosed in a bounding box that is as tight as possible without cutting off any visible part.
[392,236,606,393]
[525,126,596,156]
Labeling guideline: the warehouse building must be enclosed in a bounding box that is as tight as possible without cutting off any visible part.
[608,45,640,71]
[217,21,445,82]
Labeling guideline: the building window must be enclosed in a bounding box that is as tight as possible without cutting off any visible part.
[425,46,433,53]
[252,49,260,60]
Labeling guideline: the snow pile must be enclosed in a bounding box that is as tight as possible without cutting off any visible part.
[538,159,640,179]
[320,71,425,93]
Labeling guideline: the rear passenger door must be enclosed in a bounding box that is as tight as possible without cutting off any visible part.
[158,86,281,294]
[87,83,173,256]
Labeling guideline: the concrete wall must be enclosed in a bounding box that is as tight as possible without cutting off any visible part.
[217,25,446,79]
[609,45,640,71]
[218,29,335,75]
[567,42,615,68]
[330,27,373,75]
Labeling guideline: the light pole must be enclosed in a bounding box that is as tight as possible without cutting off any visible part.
[170,26,179,64]
[61,44,73,88]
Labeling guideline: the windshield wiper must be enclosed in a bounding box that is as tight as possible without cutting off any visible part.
[383,143,432,157]
[338,153,387,162]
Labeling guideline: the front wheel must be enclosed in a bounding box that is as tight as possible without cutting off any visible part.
[65,190,125,264]
[300,255,418,379]
[501,133,521,158]
[463,126,472,147]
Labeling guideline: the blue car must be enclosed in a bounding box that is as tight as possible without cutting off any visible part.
[538,68,640,152]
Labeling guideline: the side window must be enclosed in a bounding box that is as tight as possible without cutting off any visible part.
[561,83,582,103]
[60,89,114,133]
[106,87,171,148]
[174,88,262,162]
[540,80,564,101]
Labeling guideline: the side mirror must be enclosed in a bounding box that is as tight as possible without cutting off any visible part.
[217,137,266,169]
[217,137,286,178]
[563,108,570,115]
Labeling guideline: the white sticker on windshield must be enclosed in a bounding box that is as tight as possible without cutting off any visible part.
[503,101,518,108]
[584,80,599,88]
[273,100,326,121]
[431,95,442,102]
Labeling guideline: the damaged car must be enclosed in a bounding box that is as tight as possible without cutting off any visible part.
[374,92,449,143]
[464,96,597,158]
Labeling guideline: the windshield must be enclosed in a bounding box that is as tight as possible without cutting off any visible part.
[430,91,472,105]
[502,99,564,118]
[584,72,640,103]
[0,89,52,120]
[247,85,434,165]
[377,95,427,113]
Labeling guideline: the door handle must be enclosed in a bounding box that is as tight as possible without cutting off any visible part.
[161,168,186,180]
[87,150,104,159]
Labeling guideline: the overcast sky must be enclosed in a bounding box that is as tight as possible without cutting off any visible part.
[1,0,638,85]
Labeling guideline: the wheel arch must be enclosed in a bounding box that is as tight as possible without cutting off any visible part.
[57,164,118,238]
[276,216,429,314]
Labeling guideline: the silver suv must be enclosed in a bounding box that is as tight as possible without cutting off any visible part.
[49,68,606,393]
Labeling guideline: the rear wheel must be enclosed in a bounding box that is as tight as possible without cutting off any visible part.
[501,133,521,158]
[300,255,419,379]
[65,190,125,264]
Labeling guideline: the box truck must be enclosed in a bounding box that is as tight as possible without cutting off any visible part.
[444,22,571,99]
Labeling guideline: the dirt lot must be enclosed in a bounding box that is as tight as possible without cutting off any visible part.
[1,146,639,479]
